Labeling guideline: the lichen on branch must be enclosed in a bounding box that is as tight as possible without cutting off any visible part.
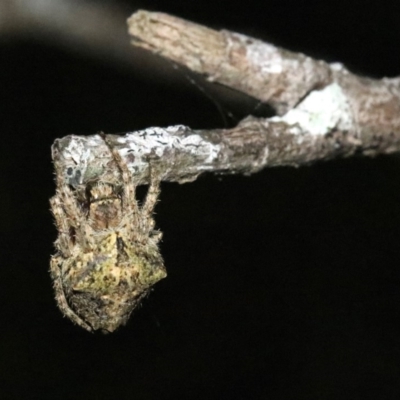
[53,10,400,186]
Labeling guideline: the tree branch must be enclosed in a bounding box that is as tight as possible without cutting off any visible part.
[53,10,400,187]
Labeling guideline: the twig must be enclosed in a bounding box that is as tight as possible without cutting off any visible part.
[53,10,400,187]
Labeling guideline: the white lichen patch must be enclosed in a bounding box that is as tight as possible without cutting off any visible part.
[54,134,114,186]
[54,126,222,187]
[62,137,91,170]
[230,32,283,75]
[118,125,221,172]
[329,62,346,72]
[271,83,354,136]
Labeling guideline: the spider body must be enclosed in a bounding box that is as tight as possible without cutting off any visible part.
[50,135,166,332]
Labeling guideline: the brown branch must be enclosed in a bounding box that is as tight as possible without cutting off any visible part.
[52,10,400,188]
[128,11,400,127]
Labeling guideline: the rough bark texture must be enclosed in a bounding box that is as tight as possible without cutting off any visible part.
[51,10,400,187]
[54,109,400,188]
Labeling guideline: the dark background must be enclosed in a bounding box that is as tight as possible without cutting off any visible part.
[1,0,400,398]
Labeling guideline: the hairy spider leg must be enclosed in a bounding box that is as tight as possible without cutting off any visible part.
[50,195,75,257]
[101,134,140,224]
[50,256,93,332]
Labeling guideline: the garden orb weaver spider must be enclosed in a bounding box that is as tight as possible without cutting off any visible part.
[50,134,166,332]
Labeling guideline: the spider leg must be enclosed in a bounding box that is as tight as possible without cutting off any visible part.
[101,133,140,218]
[52,185,95,252]
[53,165,85,224]
[100,133,162,238]
[142,162,161,217]
[57,184,84,225]
[150,230,163,244]
[50,256,93,332]
[50,194,75,257]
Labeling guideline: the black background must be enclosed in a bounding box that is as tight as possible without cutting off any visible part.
[1,0,400,399]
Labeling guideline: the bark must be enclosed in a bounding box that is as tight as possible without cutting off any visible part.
[53,10,400,187]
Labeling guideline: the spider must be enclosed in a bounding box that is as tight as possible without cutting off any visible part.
[50,134,166,333]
